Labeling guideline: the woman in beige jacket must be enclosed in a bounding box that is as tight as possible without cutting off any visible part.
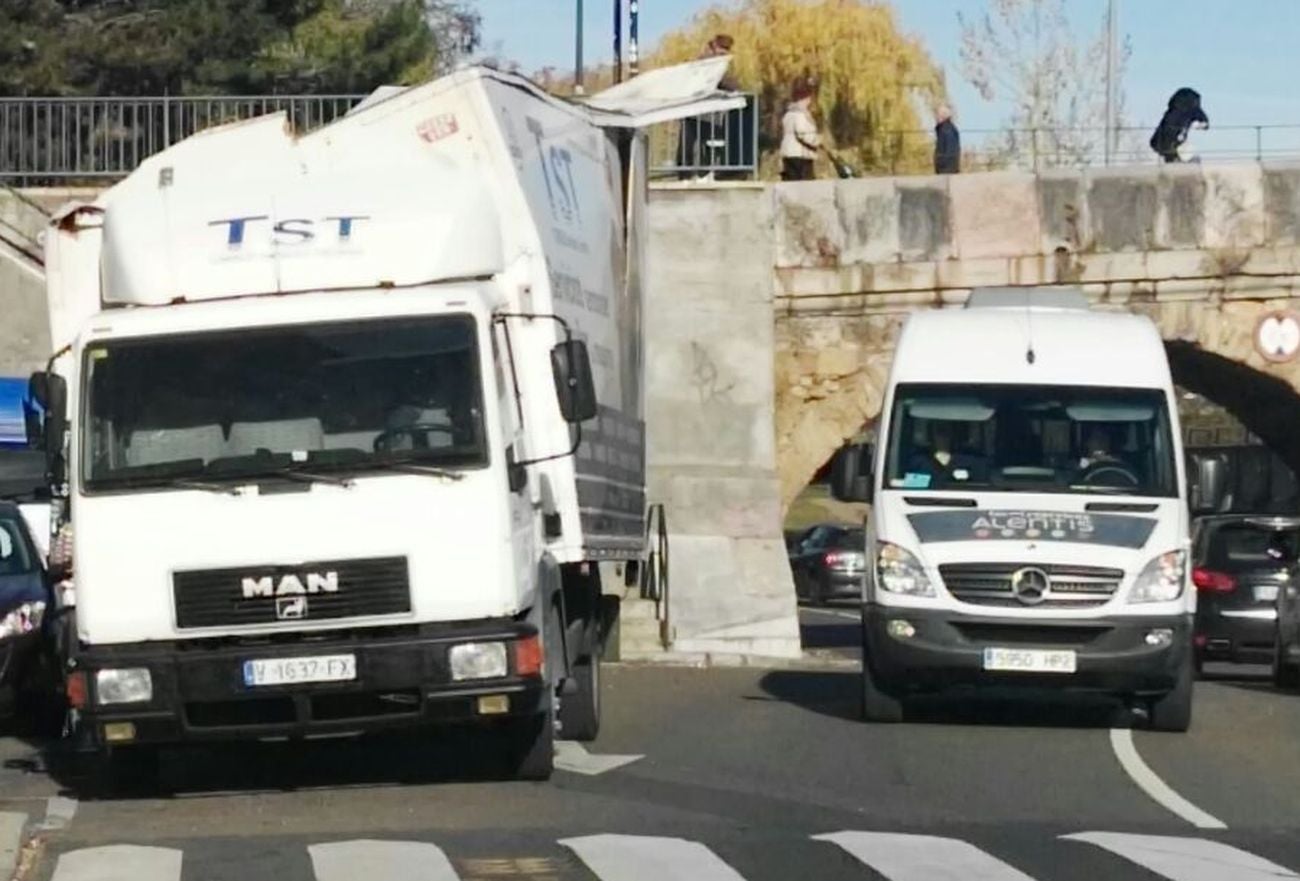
[780,77,820,181]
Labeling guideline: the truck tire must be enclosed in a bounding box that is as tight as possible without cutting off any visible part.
[1148,659,1194,732]
[558,655,601,742]
[1273,632,1300,690]
[508,712,555,781]
[860,661,904,723]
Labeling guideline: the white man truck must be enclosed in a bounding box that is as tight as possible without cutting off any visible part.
[28,60,741,784]
[832,288,1199,731]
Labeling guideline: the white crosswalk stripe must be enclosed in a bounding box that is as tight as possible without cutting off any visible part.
[49,845,183,881]
[36,829,1300,881]
[0,811,26,880]
[308,840,459,881]
[815,831,1039,881]
[1065,832,1300,881]
[561,833,749,881]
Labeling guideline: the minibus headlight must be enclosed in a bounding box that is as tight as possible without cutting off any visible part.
[876,542,936,597]
[1129,550,1186,604]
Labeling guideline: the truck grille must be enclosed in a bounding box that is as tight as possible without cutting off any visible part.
[939,563,1123,608]
[173,557,411,629]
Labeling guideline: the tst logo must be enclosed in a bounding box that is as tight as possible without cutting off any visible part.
[209,215,369,247]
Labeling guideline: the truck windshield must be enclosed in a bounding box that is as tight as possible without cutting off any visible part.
[83,315,487,492]
[883,383,1178,497]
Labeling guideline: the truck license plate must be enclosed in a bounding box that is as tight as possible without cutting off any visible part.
[242,654,357,687]
[982,647,1076,674]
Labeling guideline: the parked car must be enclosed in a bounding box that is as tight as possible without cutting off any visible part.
[1191,515,1299,673]
[0,500,49,717]
[789,523,866,605]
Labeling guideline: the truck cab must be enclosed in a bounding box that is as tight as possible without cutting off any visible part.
[833,288,1197,731]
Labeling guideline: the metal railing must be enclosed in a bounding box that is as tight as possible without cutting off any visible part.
[871,124,1300,174]
[648,95,760,181]
[0,95,364,184]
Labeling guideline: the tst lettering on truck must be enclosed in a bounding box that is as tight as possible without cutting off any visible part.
[908,509,1158,549]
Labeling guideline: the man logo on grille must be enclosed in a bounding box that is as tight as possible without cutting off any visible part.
[276,596,308,620]
[241,571,339,599]
[1011,567,1050,606]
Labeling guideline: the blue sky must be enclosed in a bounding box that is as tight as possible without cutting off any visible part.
[475,0,1300,137]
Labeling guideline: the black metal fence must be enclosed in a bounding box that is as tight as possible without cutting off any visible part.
[0,96,363,184]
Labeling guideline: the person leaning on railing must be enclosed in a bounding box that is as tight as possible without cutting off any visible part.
[676,33,738,179]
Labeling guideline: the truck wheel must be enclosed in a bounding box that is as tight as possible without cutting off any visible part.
[558,655,601,742]
[1273,633,1300,690]
[1148,659,1194,733]
[508,712,555,781]
[860,661,904,723]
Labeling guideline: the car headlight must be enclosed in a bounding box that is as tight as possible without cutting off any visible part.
[0,601,44,640]
[95,668,153,706]
[449,641,508,681]
[875,542,936,597]
[1129,550,1187,604]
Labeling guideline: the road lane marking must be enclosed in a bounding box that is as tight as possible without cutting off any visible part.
[39,796,78,831]
[1065,832,1300,881]
[815,831,1039,880]
[561,834,747,881]
[554,740,643,776]
[0,812,25,879]
[50,845,182,881]
[309,840,459,881]
[1108,729,1227,830]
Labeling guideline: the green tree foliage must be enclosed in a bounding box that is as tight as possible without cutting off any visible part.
[0,0,480,96]
[652,0,947,176]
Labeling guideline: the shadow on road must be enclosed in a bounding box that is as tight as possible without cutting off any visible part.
[26,726,541,801]
[758,669,1125,730]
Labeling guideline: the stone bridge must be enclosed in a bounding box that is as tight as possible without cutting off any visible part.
[648,162,1300,656]
[9,163,1300,659]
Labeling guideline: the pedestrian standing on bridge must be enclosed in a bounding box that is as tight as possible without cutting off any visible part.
[934,105,961,174]
[677,33,737,180]
[780,76,820,181]
[1150,87,1209,163]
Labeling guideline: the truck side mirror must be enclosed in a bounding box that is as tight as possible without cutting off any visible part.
[28,371,67,482]
[23,399,43,450]
[551,340,598,424]
[830,442,874,503]
[1192,456,1227,514]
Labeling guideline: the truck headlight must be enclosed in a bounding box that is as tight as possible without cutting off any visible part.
[449,641,508,681]
[1129,550,1186,604]
[0,601,44,640]
[96,668,153,706]
[876,542,936,597]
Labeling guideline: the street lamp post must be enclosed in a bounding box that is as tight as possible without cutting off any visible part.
[574,0,585,95]
[629,0,639,77]
[613,0,623,83]
[1104,0,1117,164]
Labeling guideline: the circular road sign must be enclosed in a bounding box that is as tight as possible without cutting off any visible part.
[1255,310,1300,363]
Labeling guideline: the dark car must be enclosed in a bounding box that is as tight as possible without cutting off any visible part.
[789,523,865,605]
[0,501,48,714]
[1191,515,1298,672]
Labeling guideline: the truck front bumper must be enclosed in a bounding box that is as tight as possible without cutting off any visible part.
[863,605,1192,697]
[68,619,547,750]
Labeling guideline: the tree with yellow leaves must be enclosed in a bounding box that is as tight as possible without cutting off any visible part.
[651,0,947,177]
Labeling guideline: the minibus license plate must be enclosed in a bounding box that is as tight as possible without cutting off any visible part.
[982,647,1076,674]
[243,654,357,687]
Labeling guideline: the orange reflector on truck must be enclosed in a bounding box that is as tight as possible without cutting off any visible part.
[515,635,543,677]
[66,671,88,710]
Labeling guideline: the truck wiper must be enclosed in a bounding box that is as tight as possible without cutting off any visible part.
[166,477,243,496]
[371,457,465,481]
[272,466,355,488]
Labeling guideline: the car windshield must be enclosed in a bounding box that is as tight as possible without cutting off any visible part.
[0,514,34,576]
[883,383,1178,497]
[83,315,488,492]
[1205,522,1300,572]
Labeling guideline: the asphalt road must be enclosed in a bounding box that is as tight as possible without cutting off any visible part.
[0,610,1295,881]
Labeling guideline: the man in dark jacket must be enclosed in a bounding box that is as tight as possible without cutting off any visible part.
[1150,88,1208,163]
[934,106,960,174]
